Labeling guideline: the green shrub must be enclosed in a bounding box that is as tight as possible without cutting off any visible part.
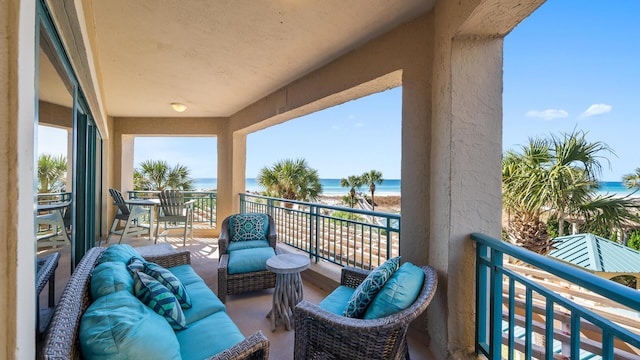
[628,230,640,251]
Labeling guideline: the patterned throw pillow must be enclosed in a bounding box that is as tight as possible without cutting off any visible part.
[127,257,145,273]
[144,262,192,309]
[229,213,269,242]
[343,256,401,318]
[132,271,187,330]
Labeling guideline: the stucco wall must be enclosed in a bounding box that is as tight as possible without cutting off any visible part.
[1,0,37,358]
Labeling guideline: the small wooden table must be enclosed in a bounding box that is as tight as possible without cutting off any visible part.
[266,253,310,331]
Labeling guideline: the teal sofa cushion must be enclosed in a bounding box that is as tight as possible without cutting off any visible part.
[227,239,271,252]
[343,256,401,318]
[229,213,269,242]
[97,244,143,265]
[182,281,226,324]
[363,262,425,319]
[169,264,203,286]
[132,271,187,330]
[80,291,181,360]
[227,247,276,275]
[318,285,356,315]
[176,311,245,360]
[144,262,192,309]
[90,261,134,300]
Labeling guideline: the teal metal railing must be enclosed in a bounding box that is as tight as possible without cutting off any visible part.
[37,192,72,204]
[127,190,217,227]
[472,233,640,359]
[239,193,400,269]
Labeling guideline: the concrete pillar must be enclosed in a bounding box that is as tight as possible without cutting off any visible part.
[216,123,247,234]
[121,135,135,194]
[0,0,37,358]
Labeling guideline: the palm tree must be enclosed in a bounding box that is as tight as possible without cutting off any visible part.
[134,160,194,191]
[362,170,383,211]
[256,159,322,204]
[38,154,67,193]
[340,175,364,209]
[502,130,639,254]
[622,168,640,189]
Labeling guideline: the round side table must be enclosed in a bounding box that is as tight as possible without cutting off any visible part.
[266,253,310,331]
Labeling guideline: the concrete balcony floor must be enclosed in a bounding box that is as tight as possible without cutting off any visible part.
[37,235,433,359]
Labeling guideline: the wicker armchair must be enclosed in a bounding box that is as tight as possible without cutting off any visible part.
[294,265,438,360]
[217,214,278,303]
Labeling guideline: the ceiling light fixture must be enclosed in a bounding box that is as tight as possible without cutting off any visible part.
[171,102,187,112]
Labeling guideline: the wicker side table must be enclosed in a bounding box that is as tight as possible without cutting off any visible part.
[266,253,310,331]
[37,252,60,334]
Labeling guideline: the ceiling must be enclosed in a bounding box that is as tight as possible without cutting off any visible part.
[77,0,435,118]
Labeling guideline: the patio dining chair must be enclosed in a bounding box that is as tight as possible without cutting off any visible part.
[155,189,195,246]
[105,188,151,245]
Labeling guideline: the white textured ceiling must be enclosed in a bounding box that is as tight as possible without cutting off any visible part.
[81,0,434,117]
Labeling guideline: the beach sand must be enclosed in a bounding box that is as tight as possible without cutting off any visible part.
[317,195,401,213]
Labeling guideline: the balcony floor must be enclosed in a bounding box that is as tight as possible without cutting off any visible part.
[37,236,433,359]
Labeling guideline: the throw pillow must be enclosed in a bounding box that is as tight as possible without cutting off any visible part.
[363,262,425,319]
[90,261,135,300]
[127,257,145,273]
[132,271,187,330]
[80,291,181,360]
[342,256,401,318]
[97,244,144,266]
[229,213,269,242]
[144,262,192,309]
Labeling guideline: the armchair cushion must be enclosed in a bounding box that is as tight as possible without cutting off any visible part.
[97,244,144,266]
[363,262,425,319]
[80,290,181,360]
[144,262,192,309]
[343,256,401,318]
[227,247,276,275]
[90,261,134,300]
[226,239,271,252]
[318,285,356,315]
[229,213,269,242]
[132,271,187,330]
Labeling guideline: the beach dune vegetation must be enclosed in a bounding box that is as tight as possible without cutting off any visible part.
[622,168,640,189]
[502,130,640,254]
[256,158,322,205]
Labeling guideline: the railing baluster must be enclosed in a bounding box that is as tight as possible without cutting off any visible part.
[508,277,515,360]
[570,312,580,359]
[545,299,554,360]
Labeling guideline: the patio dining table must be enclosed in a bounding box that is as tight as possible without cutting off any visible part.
[124,198,159,241]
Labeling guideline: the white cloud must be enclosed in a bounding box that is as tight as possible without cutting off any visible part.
[580,103,612,118]
[354,122,365,128]
[525,109,569,121]
[331,125,341,130]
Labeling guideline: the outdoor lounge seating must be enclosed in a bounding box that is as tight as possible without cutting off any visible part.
[156,189,195,246]
[293,261,438,360]
[106,188,151,244]
[40,244,270,360]
[217,213,278,303]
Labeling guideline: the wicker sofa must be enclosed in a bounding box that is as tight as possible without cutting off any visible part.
[217,214,278,303]
[40,246,269,360]
[294,264,438,360]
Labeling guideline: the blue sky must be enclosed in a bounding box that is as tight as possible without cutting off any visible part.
[38,1,639,181]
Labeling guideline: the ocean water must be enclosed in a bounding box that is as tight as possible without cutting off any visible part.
[192,178,637,198]
[192,178,401,195]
